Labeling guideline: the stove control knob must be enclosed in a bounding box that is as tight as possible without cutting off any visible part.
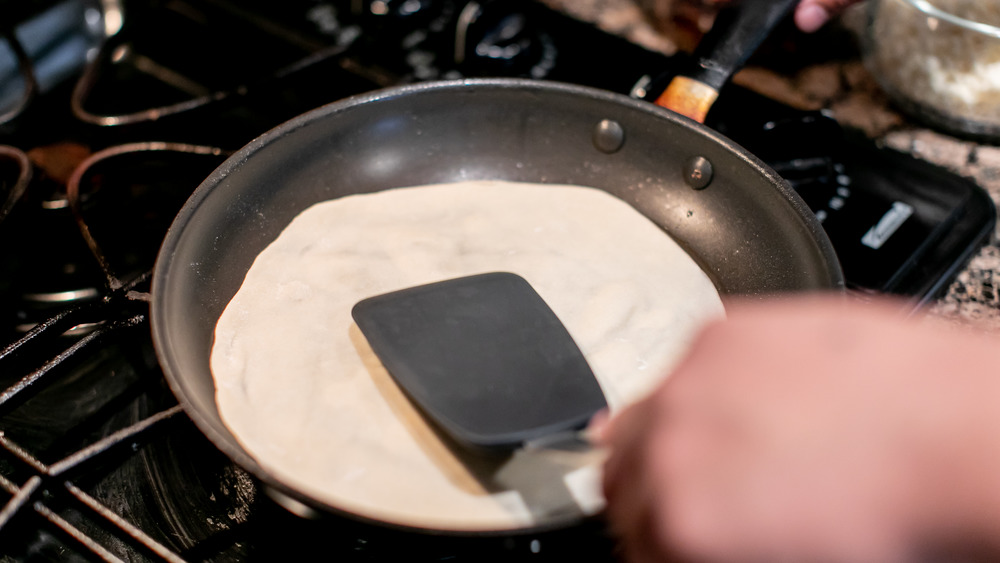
[361,0,440,24]
[455,2,550,77]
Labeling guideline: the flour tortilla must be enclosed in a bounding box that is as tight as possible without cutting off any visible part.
[210,180,724,531]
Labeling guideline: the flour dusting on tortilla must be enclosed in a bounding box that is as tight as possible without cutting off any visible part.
[210,180,724,530]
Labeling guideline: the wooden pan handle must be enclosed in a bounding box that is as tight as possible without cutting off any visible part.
[655,0,800,122]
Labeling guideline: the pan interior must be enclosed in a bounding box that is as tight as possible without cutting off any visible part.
[151,79,842,531]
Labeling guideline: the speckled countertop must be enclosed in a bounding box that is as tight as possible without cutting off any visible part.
[542,0,1000,329]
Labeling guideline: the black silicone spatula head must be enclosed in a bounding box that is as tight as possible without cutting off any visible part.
[351,272,607,452]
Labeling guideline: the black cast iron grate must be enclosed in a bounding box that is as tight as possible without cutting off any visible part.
[0,284,191,562]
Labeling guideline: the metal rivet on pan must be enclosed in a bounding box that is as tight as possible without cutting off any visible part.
[593,119,625,154]
[684,156,714,190]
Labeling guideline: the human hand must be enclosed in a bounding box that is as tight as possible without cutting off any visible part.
[599,296,1000,563]
[794,0,865,32]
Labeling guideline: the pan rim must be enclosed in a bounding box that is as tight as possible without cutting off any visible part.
[151,77,845,537]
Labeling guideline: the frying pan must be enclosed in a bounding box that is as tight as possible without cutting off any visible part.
[151,0,844,537]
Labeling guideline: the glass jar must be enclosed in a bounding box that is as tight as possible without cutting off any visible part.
[863,0,1000,141]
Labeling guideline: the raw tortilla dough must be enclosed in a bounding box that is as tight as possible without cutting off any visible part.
[211,180,724,531]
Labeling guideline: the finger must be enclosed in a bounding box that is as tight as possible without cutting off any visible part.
[601,400,651,503]
[794,0,859,33]
[587,408,611,444]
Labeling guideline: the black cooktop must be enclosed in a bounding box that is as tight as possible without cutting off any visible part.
[0,0,993,561]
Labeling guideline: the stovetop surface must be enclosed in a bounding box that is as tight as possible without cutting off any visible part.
[0,0,993,560]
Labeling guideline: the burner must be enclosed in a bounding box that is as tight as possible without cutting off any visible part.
[0,145,31,222]
[70,0,356,126]
[0,145,104,340]
[0,142,226,340]
[65,142,228,289]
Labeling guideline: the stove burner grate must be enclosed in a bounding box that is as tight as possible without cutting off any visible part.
[0,288,189,562]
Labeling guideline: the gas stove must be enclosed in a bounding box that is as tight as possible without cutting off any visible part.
[0,0,993,560]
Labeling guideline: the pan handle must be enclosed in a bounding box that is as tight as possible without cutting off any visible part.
[654,0,800,123]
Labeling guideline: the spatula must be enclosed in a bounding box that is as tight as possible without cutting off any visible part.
[351,272,607,452]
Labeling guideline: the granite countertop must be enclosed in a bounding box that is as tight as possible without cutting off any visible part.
[541,0,1000,330]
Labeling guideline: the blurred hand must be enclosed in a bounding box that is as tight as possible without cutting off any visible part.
[599,296,1000,563]
[794,0,864,32]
